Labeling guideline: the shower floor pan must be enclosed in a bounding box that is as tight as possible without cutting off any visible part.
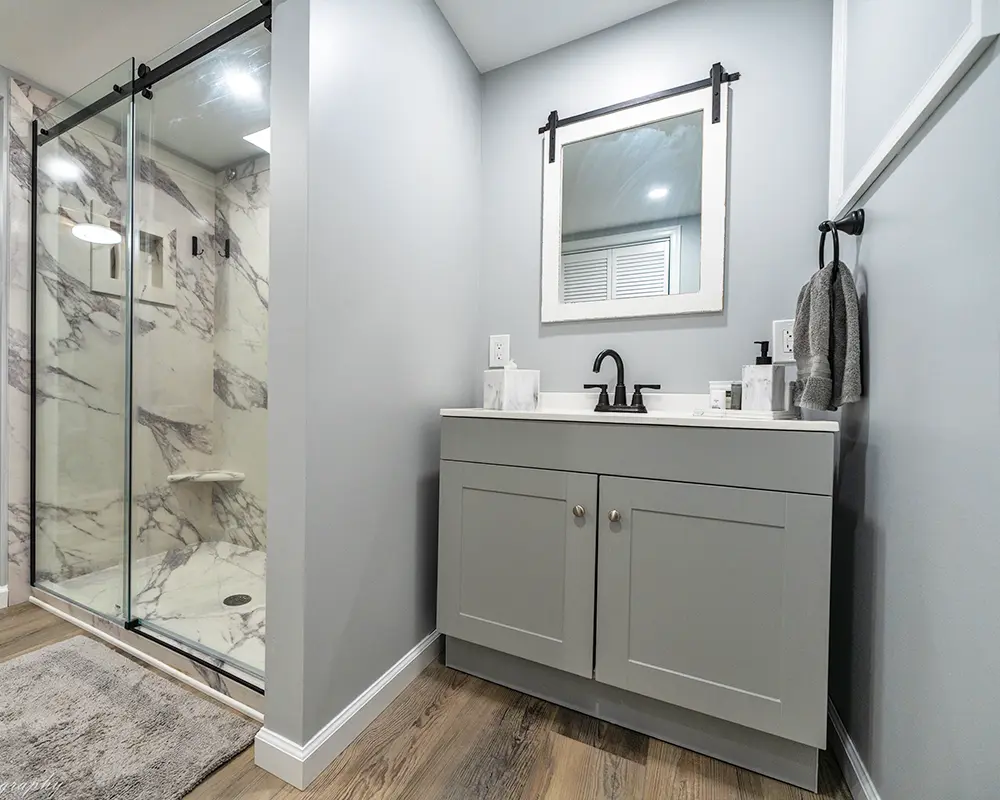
[40,541,265,679]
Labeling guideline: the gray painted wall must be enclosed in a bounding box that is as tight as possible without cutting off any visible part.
[677,214,702,295]
[265,0,311,743]
[843,0,970,181]
[479,0,833,391]
[266,0,481,744]
[831,41,1000,800]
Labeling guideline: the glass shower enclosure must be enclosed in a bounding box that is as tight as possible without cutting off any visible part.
[30,3,271,685]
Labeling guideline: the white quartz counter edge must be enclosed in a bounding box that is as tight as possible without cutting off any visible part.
[440,408,839,433]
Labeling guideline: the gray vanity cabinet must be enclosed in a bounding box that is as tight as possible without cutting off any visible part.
[595,476,831,747]
[437,415,836,788]
[436,461,598,677]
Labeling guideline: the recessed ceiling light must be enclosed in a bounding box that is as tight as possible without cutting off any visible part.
[647,187,669,200]
[72,223,122,245]
[225,70,260,99]
[243,127,271,154]
[43,158,81,181]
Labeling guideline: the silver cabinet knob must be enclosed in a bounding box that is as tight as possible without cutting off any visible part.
[572,505,586,518]
[608,509,622,523]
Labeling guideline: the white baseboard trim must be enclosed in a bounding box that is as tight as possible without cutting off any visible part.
[255,630,441,789]
[0,586,7,609]
[28,596,263,723]
[828,698,881,800]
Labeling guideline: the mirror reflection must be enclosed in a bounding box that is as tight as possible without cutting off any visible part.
[560,110,703,303]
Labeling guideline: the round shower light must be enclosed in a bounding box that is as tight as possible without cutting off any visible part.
[225,70,260,99]
[72,223,122,245]
[647,186,669,201]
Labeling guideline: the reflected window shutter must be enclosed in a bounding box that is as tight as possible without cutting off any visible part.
[561,250,610,303]
[611,240,668,299]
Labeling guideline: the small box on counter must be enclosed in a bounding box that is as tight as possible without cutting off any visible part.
[483,368,540,411]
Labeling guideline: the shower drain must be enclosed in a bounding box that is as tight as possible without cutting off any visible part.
[223,593,252,607]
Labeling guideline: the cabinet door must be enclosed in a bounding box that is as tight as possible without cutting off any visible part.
[596,476,831,747]
[438,461,597,677]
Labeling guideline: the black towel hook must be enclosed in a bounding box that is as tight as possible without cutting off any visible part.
[818,209,865,274]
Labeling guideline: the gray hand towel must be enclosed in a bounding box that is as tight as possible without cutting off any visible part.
[793,261,861,410]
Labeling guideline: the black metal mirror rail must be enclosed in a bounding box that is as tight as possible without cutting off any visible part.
[538,61,741,163]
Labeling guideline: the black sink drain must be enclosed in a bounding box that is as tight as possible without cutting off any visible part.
[223,593,252,607]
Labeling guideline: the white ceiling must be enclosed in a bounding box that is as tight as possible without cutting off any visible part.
[1,0,680,168]
[0,0,681,94]
[434,0,679,72]
[0,0,248,97]
[562,112,703,237]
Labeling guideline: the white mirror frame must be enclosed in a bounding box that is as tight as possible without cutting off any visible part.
[541,86,729,324]
[829,0,999,218]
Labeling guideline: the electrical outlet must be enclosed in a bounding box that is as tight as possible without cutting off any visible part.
[772,319,795,363]
[489,334,510,367]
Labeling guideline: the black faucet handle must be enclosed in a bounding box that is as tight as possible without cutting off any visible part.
[630,384,661,409]
[584,383,611,410]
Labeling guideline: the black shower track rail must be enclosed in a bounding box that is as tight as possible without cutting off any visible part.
[37,1,271,146]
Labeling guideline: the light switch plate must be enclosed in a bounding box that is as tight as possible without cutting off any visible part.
[489,334,510,367]
[772,319,795,364]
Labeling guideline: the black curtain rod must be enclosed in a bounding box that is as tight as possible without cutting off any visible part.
[538,62,739,163]
[38,2,271,146]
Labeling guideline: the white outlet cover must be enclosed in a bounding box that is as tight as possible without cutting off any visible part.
[772,319,795,364]
[489,334,510,368]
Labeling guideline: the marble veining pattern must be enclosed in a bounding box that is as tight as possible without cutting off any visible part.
[33,583,265,705]
[4,79,269,678]
[214,354,267,411]
[43,541,265,675]
[212,162,269,547]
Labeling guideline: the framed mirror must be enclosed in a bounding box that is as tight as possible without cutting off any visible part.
[541,86,729,323]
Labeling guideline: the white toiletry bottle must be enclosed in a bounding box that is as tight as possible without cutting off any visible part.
[741,341,786,412]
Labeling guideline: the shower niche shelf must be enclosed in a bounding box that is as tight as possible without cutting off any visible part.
[166,470,246,484]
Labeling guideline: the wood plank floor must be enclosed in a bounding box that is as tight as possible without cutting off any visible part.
[0,604,851,799]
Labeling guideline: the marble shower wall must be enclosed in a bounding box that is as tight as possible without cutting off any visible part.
[4,78,271,598]
[212,158,269,551]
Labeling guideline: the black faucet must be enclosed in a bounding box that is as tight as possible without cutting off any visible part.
[593,349,628,408]
[587,349,660,413]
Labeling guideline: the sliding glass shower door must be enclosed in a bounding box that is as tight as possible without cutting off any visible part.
[127,22,271,680]
[31,2,270,683]
[33,60,135,622]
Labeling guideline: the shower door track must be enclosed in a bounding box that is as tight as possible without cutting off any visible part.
[129,622,264,694]
[37,2,272,146]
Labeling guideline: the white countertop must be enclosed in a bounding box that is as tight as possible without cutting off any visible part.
[442,392,839,433]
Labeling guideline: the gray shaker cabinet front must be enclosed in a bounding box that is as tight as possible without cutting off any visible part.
[437,461,598,677]
[595,476,832,747]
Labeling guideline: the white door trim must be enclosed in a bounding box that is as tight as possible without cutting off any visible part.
[255,630,441,790]
[829,0,1000,217]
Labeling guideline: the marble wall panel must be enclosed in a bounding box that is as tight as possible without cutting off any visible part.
[212,160,269,550]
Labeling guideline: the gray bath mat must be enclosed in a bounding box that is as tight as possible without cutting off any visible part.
[0,636,260,799]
